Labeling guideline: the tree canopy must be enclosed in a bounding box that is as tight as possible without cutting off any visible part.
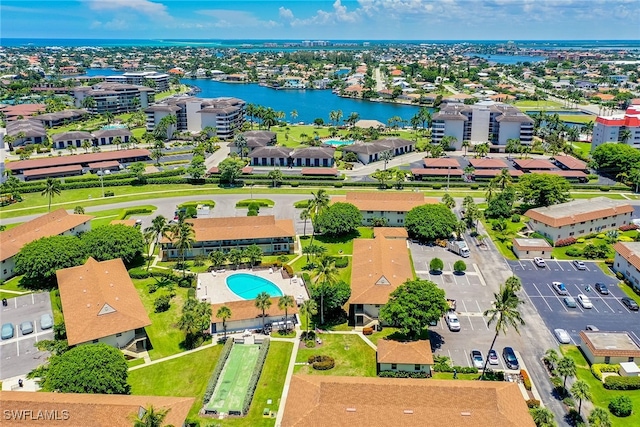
[218,157,246,184]
[405,203,458,241]
[187,154,206,180]
[379,279,448,338]
[591,143,640,176]
[82,224,144,266]
[308,280,351,318]
[178,298,212,349]
[518,173,571,208]
[30,343,130,394]
[15,235,86,289]
[314,202,362,237]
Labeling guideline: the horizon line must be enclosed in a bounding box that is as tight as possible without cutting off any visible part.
[2,38,638,42]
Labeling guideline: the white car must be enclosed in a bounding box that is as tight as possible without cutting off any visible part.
[554,328,571,344]
[573,260,587,270]
[445,312,461,332]
[470,350,484,369]
[577,294,593,309]
[534,257,546,268]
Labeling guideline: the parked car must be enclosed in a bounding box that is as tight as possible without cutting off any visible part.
[488,349,499,365]
[471,350,484,369]
[595,282,609,295]
[564,296,577,308]
[534,257,546,268]
[622,297,640,311]
[586,325,599,331]
[573,260,587,270]
[445,312,461,331]
[20,321,34,335]
[40,313,54,330]
[553,282,569,296]
[577,294,593,309]
[554,328,571,344]
[502,347,519,370]
[1,323,14,340]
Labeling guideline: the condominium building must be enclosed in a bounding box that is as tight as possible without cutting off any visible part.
[431,101,534,149]
[105,71,170,92]
[591,105,640,151]
[145,96,245,140]
[73,82,154,114]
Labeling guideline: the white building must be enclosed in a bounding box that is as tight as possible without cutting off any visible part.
[591,105,640,151]
[580,331,640,364]
[431,101,534,149]
[73,82,153,114]
[105,71,170,92]
[613,241,640,292]
[525,197,633,244]
[331,192,438,226]
[376,340,434,375]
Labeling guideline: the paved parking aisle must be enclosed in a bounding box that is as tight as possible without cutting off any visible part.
[508,260,640,344]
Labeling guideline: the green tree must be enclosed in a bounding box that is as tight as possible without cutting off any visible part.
[177,298,212,349]
[371,168,392,189]
[82,224,144,266]
[15,235,85,289]
[529,407,556,427]
[243,244,263,266]
[571,379,592,415]
[29,343,129,394]
[278,295,295,332]
[132,405,171,427]
[209,250,228,270]
[543,348,560,372]
[588,407,611,427]
[557,356,577,389]
[379,279,448,338]
[41,177,62,212]
[255,291,273,331]
[300,299,318,333]
[218,157,245,185]
[518,174,571,208]
[591,143,640,176]
[187,154,206,180]
[228,248,244,269]
[144,215,168,270]
[216,305,232,340]
[314,202,362,237]
[267,168,284,187]
[481,281,525,379]
[441,193,455,209]
[429,257,444,272]
[300,208,311,238]
[312,255,339,324]
[453,260,467,274]
[129,162,146,182]
[166,215,195,277]
[73,205,85,214]
[405,204,458,241]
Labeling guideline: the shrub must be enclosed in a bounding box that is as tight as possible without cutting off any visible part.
[521,369,532,391]
[555,237,577,247]
[609,395,633,417]
[576,238,586,243]
[334,182,343,188]
[511,214,521,223]
[432,184,442,190]
[305,340,316,348]
[104,190,115,197]
[604,375,640,390]
[432,364,478,374]
[563,396,576,409]
[378,371,428,378]
[334,257,349,268]
[605,258,614,265]
[154,295,171,313]
[526,399,541,409]
[619,224,639,231]
[241,338,270,415]
[566,247,583,257]
[616,271,624,280]
[591,363,620,381]
[300,331,316,341]
[148,283,158,293]
[203,338,234,404]
[600,186,611,192]
[283,264,294,277]
[187,288,196,299]
[308,355,335,370]
[470,184,479,190]
[550,376,563,388]
[597,233,606,239]
[290,181,299,187]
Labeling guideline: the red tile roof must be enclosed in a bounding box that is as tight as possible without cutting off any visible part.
[553,156,587,170]
[423,158,460,168]
[22,164,83,177]
[6,149,150,171]
[411,168,464,176]
[210,297,298,323]
[513,159,556,170]
[473,169,523,178]
[377,340,434,365]
[88,160,120,169]
[301,167,338,176]
[468,158,508,169]
[332,192,438,213]
[161,216,295,243]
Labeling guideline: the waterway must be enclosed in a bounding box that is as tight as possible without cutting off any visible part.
[465,54,547,64]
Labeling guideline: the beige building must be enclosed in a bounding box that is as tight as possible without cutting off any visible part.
[512,238,553,259]
[281,375,535,427]
[525,197,633,244]
[210,297,298,335]
[331,192,438,227]
[56,258,151,353]
[579,331,640,364]
[349,230,413,327]
[612,241,640,292]
[376,340,434,375]
[0,209,93,281]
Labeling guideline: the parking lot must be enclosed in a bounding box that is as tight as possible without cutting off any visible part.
[410,242,521,371]
[0,293,54,379]
[509,259,640,345]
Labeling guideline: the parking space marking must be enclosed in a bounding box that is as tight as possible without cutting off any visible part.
[476,301,489,330]
[531,283,553,311]
[630,331,640,345]
[546,283,570,312]
[556,261,564,271]
[598,296,617,313]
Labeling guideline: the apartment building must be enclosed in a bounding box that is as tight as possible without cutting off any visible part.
[105,71,170,92]
[73,82,153,114]
[591,105,640,151]
[431,101,534,148]
[331,192,438,226]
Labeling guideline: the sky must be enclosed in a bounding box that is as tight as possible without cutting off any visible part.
[1,0,639,41]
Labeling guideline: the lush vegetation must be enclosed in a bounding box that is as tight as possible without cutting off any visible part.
[405,203,458,241]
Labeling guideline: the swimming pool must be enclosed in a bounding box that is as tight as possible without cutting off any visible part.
[226,273,283,300]
[325,139,355,147]
[101,124,128,130]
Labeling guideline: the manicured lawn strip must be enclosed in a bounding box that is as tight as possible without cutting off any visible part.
[128,345,222,419]
[50,290,64,327]
[480,217,529,261]
[270,124,417,149]
[127,358,145,368]
[559,115,596,124]
[513,100,564,109]
[294,334,376,377]
[132,278,192,360]
[88,204,157,228]
[178,200,216,208]
[432,372,477,380]
[357,227,374,238]
[618,282,640,306]
[299,233,355,256]
[218,341,293,427]
[235,199,275,208]
[560,345,640,427]
[572,142,592,158]
[1,275,30,293]
[367,327,400,346]
[570,192,626,200]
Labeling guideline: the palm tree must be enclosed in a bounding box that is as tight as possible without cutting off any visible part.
[41,177,62,212]
[529,407,555,427]
[619,129,632,144]
[588,407,612,427]
[474,142,490,158]
[461,140,470,156]
[557,356,577,389]
[278,295,295,332]
[234,134,248,158]
[243,244,263,266]
[308,189,330,245]
[442,193,455,209]
[132,405,171,427]
[144,215,167,270]
[290,110,298,123]
[571,379,592,415]
[493,168,513,190]
[480,281,525,379]
[380,150,393,171]
[300,208,311,238]
[543,348,559,372]
[167,215,194,277]
[209,250,227,270]
[300,299,318,333]
[216,306,232,339]
[228,248,244,269]
[255,291,272,332]
[505,138,520,160]
[81,138,92,153]
[313,255,339,325]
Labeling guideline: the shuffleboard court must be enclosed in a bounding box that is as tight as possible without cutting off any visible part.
[206,344,261,414]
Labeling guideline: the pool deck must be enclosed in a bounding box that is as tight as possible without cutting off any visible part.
[197,268,309,304]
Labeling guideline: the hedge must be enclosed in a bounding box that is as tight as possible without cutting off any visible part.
[378,371,429,378]
[334,257,349,268]
[432,365,478,374]
[604,375,640,390]
[119,207,154,219]
[242,338,270,415]
[521,369,532,391]
[591,363,620,381]
[308,355,335,370]
[203,338,234,404]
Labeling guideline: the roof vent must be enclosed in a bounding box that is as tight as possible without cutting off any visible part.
[110,283,114,287]
[86,304,90,307]
[346,408,356,413]
[83,289,86,293]
[461,412,472,416]
[403,410,414,415]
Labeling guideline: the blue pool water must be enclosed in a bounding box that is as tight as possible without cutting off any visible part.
[101,124,128,130]
[325,139,355,146]
[226,273,283,299]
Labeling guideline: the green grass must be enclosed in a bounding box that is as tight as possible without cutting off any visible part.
[299,232,356,256]
[1,275,31,294]
[127,358,146,368]
[559,115,596,124]
[178,200,216,208]
[481,216,529,261]
[50,289,63,326]
[89,204,157,228]
[432,372,478,380]
[270,124,417,148]
[572,142,592,158]
[357,227,374,239]
[128,345,223,419]
[570,193,626,200]
[513,100,564,109]
[367,327,429,346]
[560,345,640,427]
[236,199,275,208]
[551,231,636,260]
[294,334,376,377]
[207,344,261,413]
[618,282,640,306]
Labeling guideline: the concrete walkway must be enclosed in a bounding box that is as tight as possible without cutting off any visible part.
[274,328,302,427]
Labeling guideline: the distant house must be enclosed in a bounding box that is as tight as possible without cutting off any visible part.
[52,131,93,149]
[56,258,151,352]
[0,209,93,281]
[512,238,553,260]
[248,146,293,166]
[525,197,633,244]
[376,340,434,375]
[5,119,47,147]
[613,242,640,292]
[92,128,132,147]
[331,192,437,226]
[342,138,414,165]
[290,146,335,167]
[512,159,556,172]
[580,331,640,364]
[210,297,299,335]
[232,130,277,154]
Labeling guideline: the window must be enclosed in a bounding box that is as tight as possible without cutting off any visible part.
[92,339,99,343]
[391,364,397,370]
[116,333,122,337]
[415,364,421,371]
[605,356,611,364]
[629,357,635,362]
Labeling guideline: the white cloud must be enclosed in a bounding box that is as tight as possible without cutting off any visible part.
[197,9,280,29]
[84,0,171,19]
[290,0,361,27]
[279,6,294,20]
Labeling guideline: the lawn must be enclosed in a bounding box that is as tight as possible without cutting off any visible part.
[551,231,636,260]
[513,100,564,109]
[572,142,592,158]
[618,281,640,306]
[89,204,157,228]
[178,200,216,208]
[560,345,640,427]
[132,278,196,360]
[481,216,529,260]
[1,275,30,293]
[128,345,223,419]
[270,124,417,149]
[432,372,478,380]
[559,115,596,124]
[294,333,376,377]
[236,199,275,208]
[367,327,430,346]
[299,232,357,257]
[290,254,352,285]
